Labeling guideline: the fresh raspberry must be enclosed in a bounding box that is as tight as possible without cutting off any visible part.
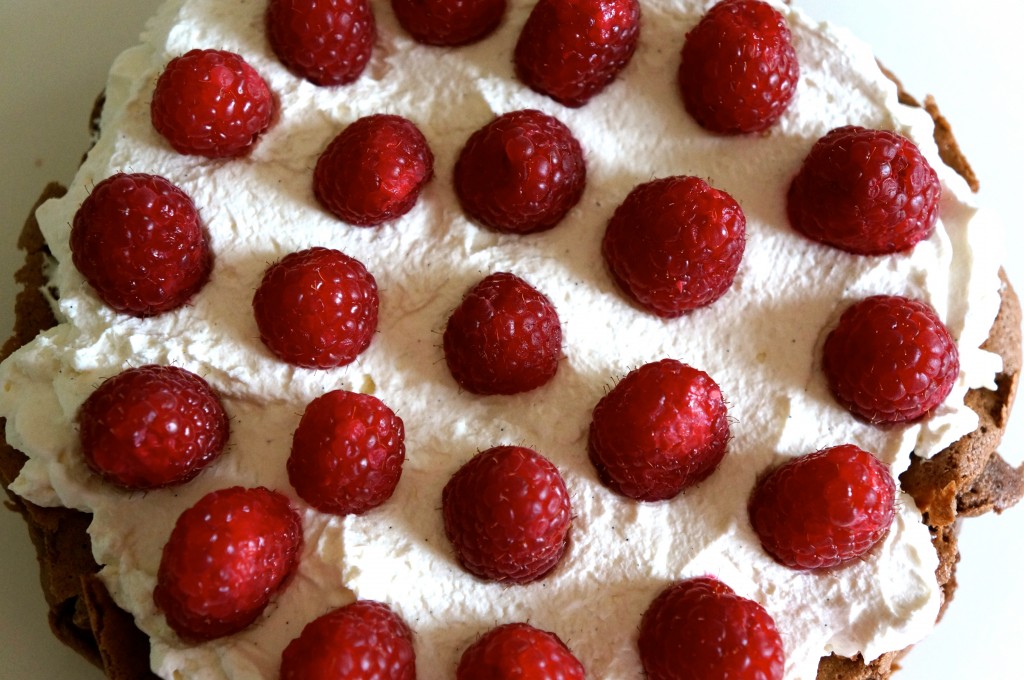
[252,247,379,369]
[514,0,641,107]
[150,49,274,158]
[678,0,799,134]
[442,445,572,584]
[77,365,228,490]
[748,444,897,570]
[454,109,586,234]
[314,114,434,226]
[638,577,785,680]
[602,175,746,317]
[588,359,729,501]
[288,390,405,515]
[70,172,212,317]
[280,600,416,680]
[443,272,562,395]
[822,295,959,424]
[457,622,586,680]
[787,126,942,254]
[154,486,303,642]
[391,0,506,46]
[266,0,375,86]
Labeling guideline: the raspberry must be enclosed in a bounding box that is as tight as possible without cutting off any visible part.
[266,0,375,86]
[457,622,586,679]
[748,444,897,570]
[150,49,274,158]
[787,126,942,254]
[443,272,562,395]
[392,0,506,46]
[252,247,379,369]
[288,390,405,516]
[678,0,799,134]
[588,359,729,501]
[280,600,416,680]
[77,365,228,490]
[602,175,746,317]
[514,0,641,107]
[70,172,212,317]
[442,445,572,584]
[822,295,959,424]
[454,109,586,234]
[314,114,434,226]
[154,486,303,642]
[638,577,785,680]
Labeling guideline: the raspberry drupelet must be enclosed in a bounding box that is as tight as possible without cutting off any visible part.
[748,444,897,570]
[78,365,228,490]
[457,622,586,679]
[70,172,212,317]
[442,445,572,584]
[266,0,375,86]
[150,49,274,158]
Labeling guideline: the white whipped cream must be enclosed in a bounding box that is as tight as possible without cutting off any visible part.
[0,0,1006,678]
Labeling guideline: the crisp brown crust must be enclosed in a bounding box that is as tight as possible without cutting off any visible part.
[1,91,1021,680]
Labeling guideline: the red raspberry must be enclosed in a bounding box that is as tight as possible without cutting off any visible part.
[457,622,586,679]
[748,444,897,570]
[454,109,586,234]
[150,49,274,158]
[588,359,729,502]
[602,175,746,317]
[70,172,212,317]
[314,114,434,226]
[252,247,379,369]
[678,0,799,134]
[442,445,572,584]
[391,0,506,46]
[638,577,785,680]
[822,295,959,424]
[787,126,942,255]
[154,486,303,641]
[288,390,405,515]
[443,272,562,395]
[266,0,375,86]
[77,365,228,490]
[280,600,416,680]
[514,0,640,107]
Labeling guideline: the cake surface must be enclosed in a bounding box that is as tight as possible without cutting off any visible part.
[0,1,1019,680]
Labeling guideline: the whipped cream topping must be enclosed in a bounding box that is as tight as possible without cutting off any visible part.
[0,0,1006,678]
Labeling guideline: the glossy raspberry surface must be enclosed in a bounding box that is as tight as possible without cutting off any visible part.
[150,49,274,158]
[457,622,586,679]
[514,0,641,107]
[314,114,434,226]
[266,0,375,86]
[638,577,785,680]
[78,365,228,490]
[252,247,379,369]
[70,172,212,317]
[288,390,405,516]
[748,444,897,570]
[280,600,416,680]
[443,272,562,395]
[442,445,572,584]
[822,295,959,424]
[787,125,942,254]
[392,0,506,46]
[678,0,799,134]
[588,358,730,501]
[154,487,303,642]
[454,109,586,234]
[602,175,746,317]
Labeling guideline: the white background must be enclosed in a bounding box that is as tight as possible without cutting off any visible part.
[1,1,1021,678]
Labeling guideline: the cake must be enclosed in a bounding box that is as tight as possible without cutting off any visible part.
[1,0,1022,678]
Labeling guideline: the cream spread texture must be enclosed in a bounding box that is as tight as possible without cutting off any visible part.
[0,0,1006,678]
